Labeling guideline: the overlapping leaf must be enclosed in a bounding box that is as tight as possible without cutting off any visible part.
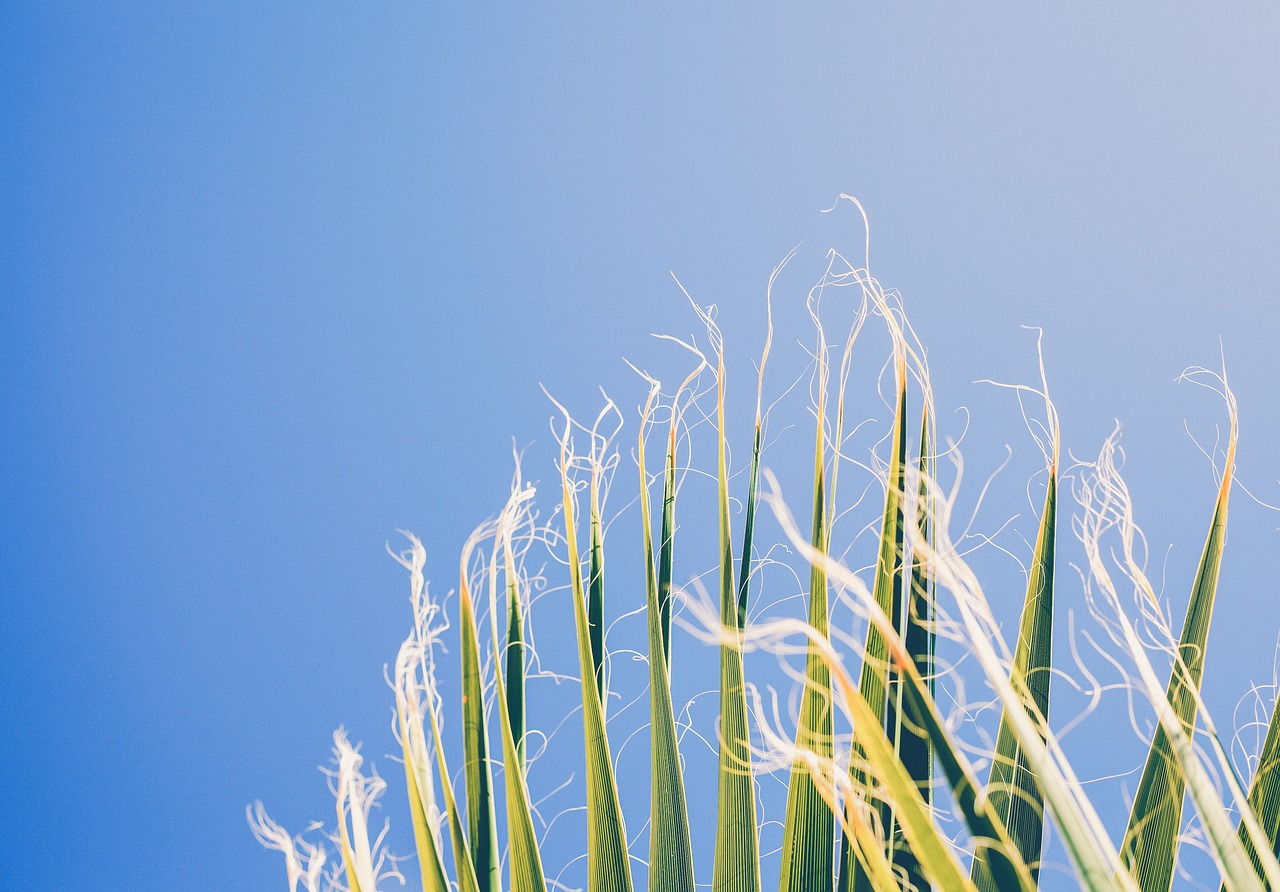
[640,406,695,892]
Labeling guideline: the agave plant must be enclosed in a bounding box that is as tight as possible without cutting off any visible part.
[251,215,1280,892]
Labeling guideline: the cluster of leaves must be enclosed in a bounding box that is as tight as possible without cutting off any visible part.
[250,247,1280,892]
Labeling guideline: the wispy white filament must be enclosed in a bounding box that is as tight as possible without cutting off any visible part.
[331,728,400,891]
[389,531,447,850]
[246,801,327,892]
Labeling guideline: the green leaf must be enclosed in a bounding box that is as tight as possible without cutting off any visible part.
[559,440,634,892]
[399,709,451,892]
[589,475,607,706]
[459,564,501,892]
[426,686,483,892]
[505,555,527,775]
[973,457,1057,891]
[779,392,835,892]
[888,407,936,892]
[713,357,762,892]
[1226,689,1280,889]
[841,363,907,892]
[640,410,696,892]
[829,630,978,892]
[1106,558,1267,892]
[737,423,762,632]
[888,622,1036,892]
[489,491,549,892]
[778,492,1041,892]
[391,534,457,892]
[1119,456,1232,892]
[658,424,678,665]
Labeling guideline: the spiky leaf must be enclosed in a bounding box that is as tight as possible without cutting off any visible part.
[490,497,549,892]
[559,447,634,892]
[399,709,451,892]
[658,426,678,664]
[841,363,907,892]
[1226,689,1280,890]
[459,568,501,892]
[505,562,527,774]
[973,459,1057,891]
[887,407,936,892]
[641,420,696,892]
[1120,464,1232,892]
[589,480,607,705]
[713,364,762,892]
[779,404,835,892]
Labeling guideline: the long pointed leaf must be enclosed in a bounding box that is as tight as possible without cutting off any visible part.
[1120,449,1233,892]
[737,423,762,630]
[658,425,678,665]
[459,558,501,892]
[770,465,1053,892]
[1226,689,1280,889]
[391,536,452,892]
[972,455,1057,891]
[426,687,483,892]
[804,620,978,892]
[399,709,451,892]
[505,559,527,774]
[488,492,549,892]
[779,394,835,892]
[889,407,936,892]
[559,438,634,892]
[589,474,607,705]
[713,357,762,892]
[640,411,696,892]
[841,361,907,892]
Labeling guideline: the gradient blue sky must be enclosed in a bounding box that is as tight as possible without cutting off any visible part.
[4,5,1280,890]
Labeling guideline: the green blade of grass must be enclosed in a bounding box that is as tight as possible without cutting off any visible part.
[712,351,763,892]
[779,388,835,892]
[1119,446,1233,892]
[1117,606,1269,892]
[589,473,607,706]
[769,467,1057,892]
[804,619,977,892]
[842,798,911,892]
[1098,529,1267,892]
[889,406,936,892]
[391,535,452,892]
[427,685,483,892]
[823,534,1037,892]
[737,422,762,632]
[765,293,1127,892]
[1083,419,1275,892]
[640,403,696,892]
[658,425,678,665]
[505,552,527,775]
[487,488,549,892]
[559,434,634,892]
[489,649,549,892]
[890,621,1036,892]
[1225,688,1280,890]
[399,707,451,892]
[846,678,975,892]
[458,551,501,892]
[1188,707,1280,892]
[972,455,1057,891]
[841,360,907,892]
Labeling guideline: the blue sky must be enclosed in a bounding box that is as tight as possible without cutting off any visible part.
[4,5,1280,890]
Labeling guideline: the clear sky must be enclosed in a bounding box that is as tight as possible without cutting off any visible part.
[4,5,1280,890]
